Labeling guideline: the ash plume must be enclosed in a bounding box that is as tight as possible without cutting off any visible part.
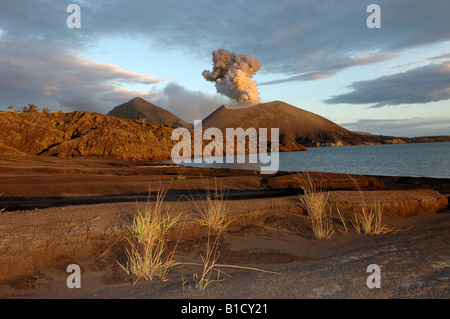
[202,49,261,105]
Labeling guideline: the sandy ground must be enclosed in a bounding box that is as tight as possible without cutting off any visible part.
[0,155,449,300]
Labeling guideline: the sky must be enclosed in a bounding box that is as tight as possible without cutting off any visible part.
[0,0,449,137]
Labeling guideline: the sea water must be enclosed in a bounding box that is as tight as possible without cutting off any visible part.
[180,142,450,178]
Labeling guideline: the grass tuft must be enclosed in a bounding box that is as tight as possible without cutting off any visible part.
[298,174,334,240]
[184,178,276,289]
[189,178,231,289]
[351,201,388,235]
[118,188,181,283]
[192,178,233,233]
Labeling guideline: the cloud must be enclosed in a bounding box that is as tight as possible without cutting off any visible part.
[428,53,450,61]
[154,82,229,123]
[0,38,165,112]
[340,117,450,137]
[325,61,450,107]
[259,54,400,85]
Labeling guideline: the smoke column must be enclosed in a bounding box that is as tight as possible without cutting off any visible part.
[202,49,261,105]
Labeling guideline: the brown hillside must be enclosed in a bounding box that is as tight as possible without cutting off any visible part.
[107,97,190,128]
[202,101,408,147]
[0,111,178,161]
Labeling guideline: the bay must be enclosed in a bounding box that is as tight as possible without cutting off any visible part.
[180,142,450,178]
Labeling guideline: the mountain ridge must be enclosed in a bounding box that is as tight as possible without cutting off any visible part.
[107,97,191,129]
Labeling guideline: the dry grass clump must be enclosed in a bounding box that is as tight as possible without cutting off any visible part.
[351,201,389,235]
[297,173,391,239]
[297,174,334,240]
[298,187,334,240]
[185,178,276,289]
[188,178,232,289]
[118,188,181,283]
[192,179,233,233]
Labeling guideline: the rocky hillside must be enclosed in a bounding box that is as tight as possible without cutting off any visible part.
[0,111,178,161]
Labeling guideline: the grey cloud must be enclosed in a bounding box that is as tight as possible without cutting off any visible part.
[260,54,400,85]
[154,82,229,123]
[325,61,450,107]
[389,53,450,71]
[429,53,450,60]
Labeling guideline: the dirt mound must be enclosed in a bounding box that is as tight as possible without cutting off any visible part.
[107,97,191,128]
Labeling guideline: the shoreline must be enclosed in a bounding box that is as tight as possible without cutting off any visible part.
[169,141,450,180]
[0,155,448,298]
